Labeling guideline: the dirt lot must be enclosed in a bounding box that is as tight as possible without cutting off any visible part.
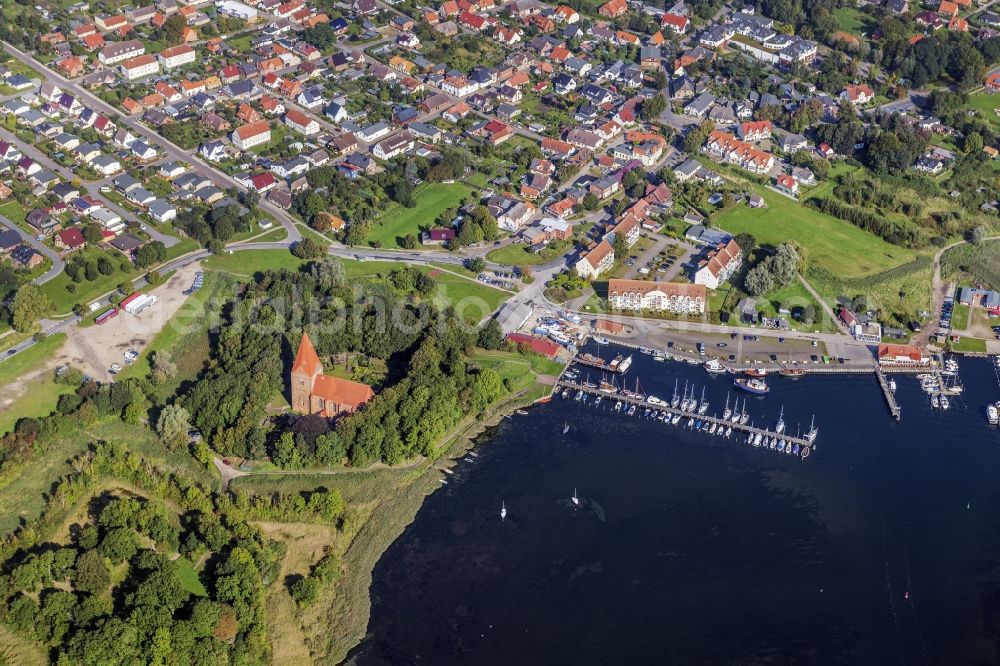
[55,263,203,381]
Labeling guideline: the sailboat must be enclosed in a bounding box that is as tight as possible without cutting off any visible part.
[698,387,709,415]
[571,489,579,506]
[671,379,680,408]
[775,406,785,434]
[500,501,507,520]
[722,393,732,420]
[563,422,570,434]
[739,402,750,424]
[804,415,818,442]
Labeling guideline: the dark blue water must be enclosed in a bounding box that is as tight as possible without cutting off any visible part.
[348,349,1000,666]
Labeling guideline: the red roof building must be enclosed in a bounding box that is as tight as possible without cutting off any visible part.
[506,333,561,358]
[290,332,375,418]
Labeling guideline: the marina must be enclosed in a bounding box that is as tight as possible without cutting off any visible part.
[554,377,816,458]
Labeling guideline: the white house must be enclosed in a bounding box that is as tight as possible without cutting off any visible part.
[231,120,271,151]
[608,279,706,314]
[693,238,742,289]
[372,131,414,160]
[158,44,196,70]
[575,239,614,279]
[121,54,160,81]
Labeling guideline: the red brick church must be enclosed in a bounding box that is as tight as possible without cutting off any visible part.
[290,332,375,418]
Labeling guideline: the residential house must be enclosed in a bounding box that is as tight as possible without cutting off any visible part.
[575,239,614,279]
[608,279,706,314]
[693,238,742,289]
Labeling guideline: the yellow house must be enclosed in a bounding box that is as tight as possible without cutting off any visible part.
[388,55,415,74]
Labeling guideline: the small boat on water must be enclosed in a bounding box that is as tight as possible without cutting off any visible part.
[709,422,717,434]
[774,406,785,434]
[804,415,818,443]
[609,354,633,373]
[801,446,811,459]
[572,489,579,506]
[753,432,763,447]
[704,358,726,374]
[779,368,805,378]
[777,440,786,453]
[889,379,897,392]
[940,395,950,410]
[931,394,939,409]
[671,413,681,425]
[653,352,666,362]
[563,422,570,434]
[501,501,507,520]
[725,426,732,438]
[688,417,695,427]
[988,403,999,425]
[792,443,800,455]
[698,387,709,415]
[745,368,768,377]
[593,337,610,345]
[695,419,703,429]
[628,404,637,415]
[443,468,454,474]
[735,377,770,395]
[440,479,448,484]
[516,409,529,415]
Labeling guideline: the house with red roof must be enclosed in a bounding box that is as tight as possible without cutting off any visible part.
[56,227,86,251]
[598,0,627,18]
[661,13,689,34]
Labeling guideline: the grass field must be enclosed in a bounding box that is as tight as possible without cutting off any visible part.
[832,6,871,34]
[486,242,552,265]
[367,182,477,249]
[40,247,142,314]
[714,192,917,279]
[428,268,511,316]
[951,303,971,330]
[0,333,70,436]
[203,249,306,275]
[175,557,209,597]
[0,200,28,227]
[747,280,835,333]
[950,336,988,352]
[969,94,1000,131]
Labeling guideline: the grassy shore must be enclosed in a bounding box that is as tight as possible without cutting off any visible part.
[229,350,560,662]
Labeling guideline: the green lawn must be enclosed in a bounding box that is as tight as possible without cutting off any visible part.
[40,247,142,314]
[469,348,563,400]
[367,182,477,248]
[969,94,1000,130]
[951,303,971,330]
[0,200,28,227]
[203,249,306,275]
[832,6,870,34]
[714,192,916,279]
[175,557,209,597]
[428,267,511,317]
[950,336,987,353]
[0,334,72,435]
[487,242,555,266]
[754,280,834,332]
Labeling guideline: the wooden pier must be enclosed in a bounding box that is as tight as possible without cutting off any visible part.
[874,366,901,420]
[555,379,815,457]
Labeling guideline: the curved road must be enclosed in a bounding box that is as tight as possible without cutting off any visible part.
[0,213,64,283]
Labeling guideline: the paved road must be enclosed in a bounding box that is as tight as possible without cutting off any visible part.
[0,213,64,283]
[1,41,302,244]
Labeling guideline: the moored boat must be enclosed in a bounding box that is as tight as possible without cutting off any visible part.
[734,377,770,395]
[745,368,768,377]
[704,358,726,374]
[779,368,805,378]
[989,403,999,425]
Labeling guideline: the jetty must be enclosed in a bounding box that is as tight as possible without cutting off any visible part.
[555,378,815,457]
[874,365,901,420]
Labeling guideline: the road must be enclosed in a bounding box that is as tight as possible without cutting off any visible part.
[914,234,1000,348]
[1,41,303,244]
[0,213,64,283]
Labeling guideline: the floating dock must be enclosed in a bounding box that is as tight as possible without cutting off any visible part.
[556,379,815,457]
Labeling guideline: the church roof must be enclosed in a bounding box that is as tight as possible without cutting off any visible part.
[312,374,375,409]
[291,332,323,376]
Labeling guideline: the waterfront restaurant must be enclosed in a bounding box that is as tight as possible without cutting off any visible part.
[877,343,930,367]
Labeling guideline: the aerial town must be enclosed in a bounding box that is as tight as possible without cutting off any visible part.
[0,0,997,659]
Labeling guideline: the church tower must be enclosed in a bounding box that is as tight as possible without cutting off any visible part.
[290,332,322,413]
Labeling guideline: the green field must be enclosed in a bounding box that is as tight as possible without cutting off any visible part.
[0,334,71,435]
[951,303,971,330]
[203,249,306,275]
[427,267,511,316]
[40,247,142,314]
[832,6,870,34]
[950,336,988,353]
[486,242,553,266]
[714,192,917,279]
[367,182,477,248]
[0,200,28,227]
[175,557,209,597]
[969,94,1000,130]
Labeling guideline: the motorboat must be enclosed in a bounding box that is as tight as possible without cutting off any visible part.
[734,377,770,395]
[988,403,999,425]
[572,489,579,506]
[745,368,768,377]
[704,359,726,374]
[593,337,609,345]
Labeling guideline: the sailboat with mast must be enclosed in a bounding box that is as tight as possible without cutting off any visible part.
[722,393,732,420]
[774,406,785,434]
[500,501,507,520]
[698,387,709,415]
[571,489,579,506]
[804,415,819,443]
[671,379,680,409]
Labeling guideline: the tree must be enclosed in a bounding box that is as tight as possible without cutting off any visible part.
[290,577,320,607]
[581,192,600,211]
[134,241,166,268]
[157,404,191,448]
[10,284,52,333]
[163,14,187,44]
[477,318,504,350]
[613,233,628,265]
[470,368,505,412]
[292,237,328,260]
[733,232,756,256]
[968,225,986,244]
[800,304,817,324]
[73,550,110,594]
[467,257,486,273]
[271,431,301,468]
[122,401,144,425]
[151,350,177,385]
[766,242,800,287]
[743,264,774,296]
[639,93,667,121]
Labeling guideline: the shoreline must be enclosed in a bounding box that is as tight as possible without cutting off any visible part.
[319,388,545,664]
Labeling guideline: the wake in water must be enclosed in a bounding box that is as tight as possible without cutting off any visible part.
[882,518,905,666]
[903,548,930,666]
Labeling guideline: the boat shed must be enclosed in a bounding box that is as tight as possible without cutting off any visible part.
[506,332,560,358]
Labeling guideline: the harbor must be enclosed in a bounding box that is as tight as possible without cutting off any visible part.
[555,370,816,458]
